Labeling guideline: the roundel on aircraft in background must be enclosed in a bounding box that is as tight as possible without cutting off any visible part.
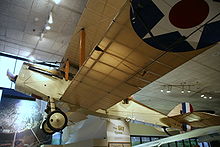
[130,0,220,52]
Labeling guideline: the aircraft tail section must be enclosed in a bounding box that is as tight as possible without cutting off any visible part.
[168,102,193,117]
[167,102,193,131]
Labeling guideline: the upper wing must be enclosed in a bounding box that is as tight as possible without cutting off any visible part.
[61,0,208,111]
[160,112,220,128]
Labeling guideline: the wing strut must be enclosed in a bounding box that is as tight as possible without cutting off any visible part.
[79,28,85,67]
[64,59,70,81]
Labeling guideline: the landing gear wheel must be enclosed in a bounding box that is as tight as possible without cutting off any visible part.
[42,120,55,135]
[47,110,68,132]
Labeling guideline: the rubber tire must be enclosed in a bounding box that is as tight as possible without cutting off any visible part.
[46,110,68,132]
[42,120,55,135]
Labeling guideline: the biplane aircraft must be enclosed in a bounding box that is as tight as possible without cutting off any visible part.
[7,0,220,135]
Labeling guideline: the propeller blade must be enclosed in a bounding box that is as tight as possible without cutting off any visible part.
[7,70,17,82]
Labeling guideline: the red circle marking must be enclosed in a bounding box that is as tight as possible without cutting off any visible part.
[169,0,209,29]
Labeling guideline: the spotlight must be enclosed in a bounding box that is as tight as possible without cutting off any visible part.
[204,96,207,99]
[209,97,212,99]
[45,25,51,30]
[48,12,53,24]
[166,85,172,93]
[160,85,166,93]
[166,90,171,93]
[40,33,44,40]
[34,17,39,22]
[187,85,191,93]
[181,85,184,94]
[201,94,204,97]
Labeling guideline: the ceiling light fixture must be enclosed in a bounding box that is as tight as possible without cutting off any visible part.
[166,90,171,93]
[34,17,39,22]
[160,83,195,95]
[39,33,44,41]
[166,85,171,93]
[45,25,51,30]
[187,85,191,93]
[200,92,214,100]
[53,0,61,4]
[48,12,53,24]
[181,85,184,94]
[160,85,165,93]
[40,33,44,39]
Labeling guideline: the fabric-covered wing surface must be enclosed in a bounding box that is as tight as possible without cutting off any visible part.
[61,1,208,111]
[160,112,220,128]
[64,0,128,66]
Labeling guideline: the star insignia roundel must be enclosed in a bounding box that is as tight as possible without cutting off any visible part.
[130,0,220,52]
